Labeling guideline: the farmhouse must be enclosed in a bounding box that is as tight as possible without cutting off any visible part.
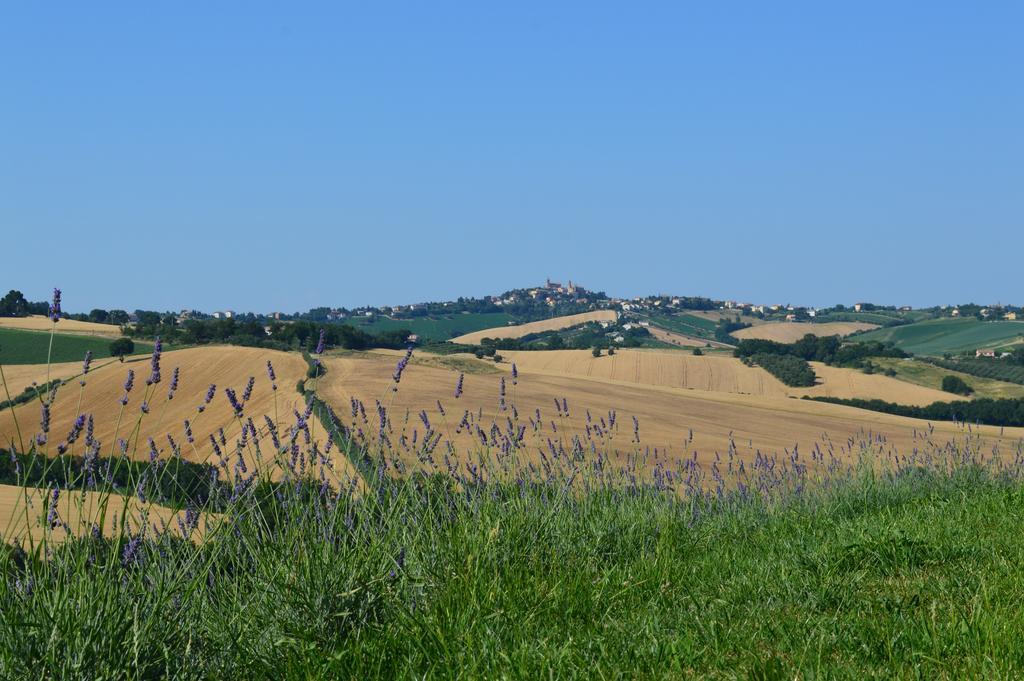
[976,348,997,358]
[1005,312,1018,321]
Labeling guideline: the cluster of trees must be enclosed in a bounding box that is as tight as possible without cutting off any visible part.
[125,317,410,352]
[734,334,907,369]
[807,396,1024,428]
[941,375,974,396]
[741,352,817,387]
[0,290,48,317]
[714,319,752,344]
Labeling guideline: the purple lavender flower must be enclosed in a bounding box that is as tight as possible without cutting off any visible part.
[242,376,255,403]
[65,414,86,444]
[122,535,143,566]
[225,387,243,416]
[119,369,135,406]
[499,377,507,412]
[392,346,414,390]
[40,403,50,434]
[511,363,518,385]
[183,419,194,444]
[47,486,60,527]
[146,337,162,385]
[82,351,93,375]
[167,367,179,400]
[455,373,464,399]
[147,437,159,462]
[315,329,326,355]
[198,383,216,413]
[49,288,61,323]
[266,360,277,390]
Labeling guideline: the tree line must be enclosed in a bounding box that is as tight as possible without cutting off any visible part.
[807,396,1024,428]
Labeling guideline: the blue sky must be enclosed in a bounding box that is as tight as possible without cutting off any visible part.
[2,2,1021,313]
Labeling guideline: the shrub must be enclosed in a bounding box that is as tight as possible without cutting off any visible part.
[749,353,817,387]
[592,347,602,357]
[692,348,703,356]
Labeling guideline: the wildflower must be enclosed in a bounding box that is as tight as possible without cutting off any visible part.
[119,369,135,406]
[121,535,143,567]
[455,373,464,398]
[267,360,277,390]
[147,437,159,462]
[315,329,326,355]
[64,414,86,445]
[198,383,216,412]
[82,351,93,375]
[46,486,60,527]
[167,367,179,400]
[40,403,50,434]
[146,337,162,385]
[392,346,413,389]
[242,376,255,403]
[183,419,194,444]
[49,288,61,322]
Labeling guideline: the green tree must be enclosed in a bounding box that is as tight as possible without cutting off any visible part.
[607,346,615,356]
[692,348,703,356]
[592,347,602,357]
[0,290,29,317]
[109,337,135,358]
[942,375,973,396]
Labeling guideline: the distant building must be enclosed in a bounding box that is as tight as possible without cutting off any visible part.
[976,348,997,358]
[951,308,961,317]
[1004,312,1017,321]
[853,303,864,312]
[785,314,797,322]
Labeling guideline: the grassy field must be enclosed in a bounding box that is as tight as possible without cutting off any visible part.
[871,357,1024,399]
[344,312,513,342]
[855,318,1024,356]
[0,328,151,365]
[3,344,1024,676]
[732,321,878,343]
[642,312,717,338]
[450,311,617,345]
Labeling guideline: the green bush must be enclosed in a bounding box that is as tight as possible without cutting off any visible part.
[942,374,974,395]
[108,337,135,357]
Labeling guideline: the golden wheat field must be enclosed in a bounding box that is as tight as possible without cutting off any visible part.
[496,349,953,406]
[315,350,1024,472]
[0,346,359,483]
[450,310,618,345]
[1,359,114,395]
[0,483,216,543]
[731,321,878,343]
[0,315,123,337]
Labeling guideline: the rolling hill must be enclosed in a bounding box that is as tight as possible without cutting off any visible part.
[450,311,618,345]
[853,318,1024,355]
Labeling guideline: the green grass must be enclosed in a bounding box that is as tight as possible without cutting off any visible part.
[0,328,152,365]
[871,357,1024,399]
[854,318,1024,356]
[343,312,513,342]
[5,459,1024,677]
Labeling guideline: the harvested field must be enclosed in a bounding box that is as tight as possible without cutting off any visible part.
[732,321,878,343]
[0,483,216,543]
[0,347,358,483]
[316,350,1024,473]
[1,359,111,395]
[450,311,618,345]
[790,362,953,406]
[647,327,732,349]
[0,315,123,337]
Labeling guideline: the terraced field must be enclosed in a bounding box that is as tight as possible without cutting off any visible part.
[450,311,618,345]
[854,318,1024,355]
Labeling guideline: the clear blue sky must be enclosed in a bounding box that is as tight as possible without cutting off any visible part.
[2,2,1021,313]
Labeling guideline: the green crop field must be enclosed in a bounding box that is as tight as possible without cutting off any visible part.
[343,312,514,342]
[854,318,1024,356]
[870,357,1024,400]
[643,312,716,338]
[0,328,151,365]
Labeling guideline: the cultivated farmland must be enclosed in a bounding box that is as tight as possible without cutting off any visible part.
[344,312,513,342]
[853,318,1024,355]
[450,311,618,345]
[0,346,337,472]
[731,321,878,343]
[0,328,151,365]
[0,315,122,337]
[316,349,1022,471]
